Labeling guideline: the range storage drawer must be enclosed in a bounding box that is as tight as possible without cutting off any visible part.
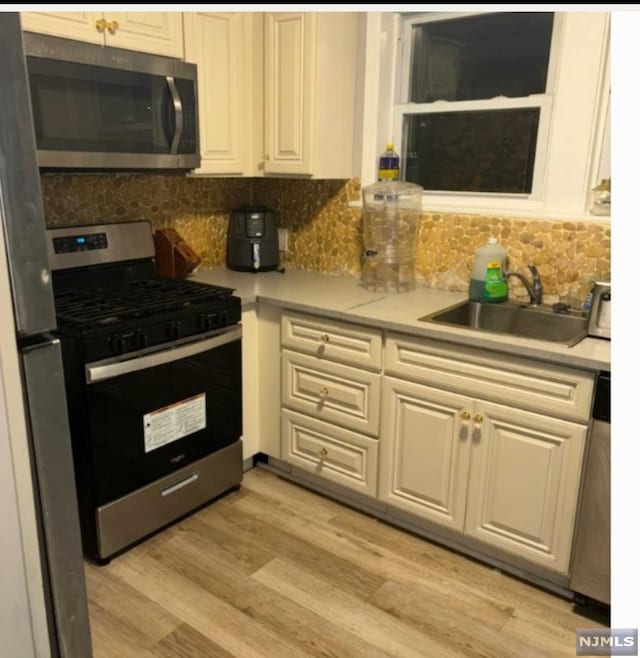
[282,349,381,436]
[282,410,379,496]
[385,333,595,422]
[281,311,383,371]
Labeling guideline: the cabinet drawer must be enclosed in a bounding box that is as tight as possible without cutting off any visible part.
[282,410,379,497]
[385,333,595,422]
[281,311,382,371]
[282,350,381,436]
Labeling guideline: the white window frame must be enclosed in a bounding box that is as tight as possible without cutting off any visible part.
[358,11,611,221]
[395,11,557,202]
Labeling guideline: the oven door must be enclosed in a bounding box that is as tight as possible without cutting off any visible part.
[84,326,241,506]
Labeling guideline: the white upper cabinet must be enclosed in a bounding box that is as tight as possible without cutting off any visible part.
[263,12,315,176]
[21,11,361,179]
[20,11,184,58]
[263,12,359,178]
[106,12,183,58]
[20,12,104,44]
[184,12,254,176]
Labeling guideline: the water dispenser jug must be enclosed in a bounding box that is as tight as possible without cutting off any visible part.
[361,181,423,292]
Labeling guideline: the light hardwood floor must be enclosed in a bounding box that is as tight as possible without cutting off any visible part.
[85,468,607,658]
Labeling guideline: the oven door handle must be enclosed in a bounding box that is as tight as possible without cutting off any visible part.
[86,326,241,384]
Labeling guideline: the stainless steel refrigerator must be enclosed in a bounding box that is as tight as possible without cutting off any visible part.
[0,13,92,657]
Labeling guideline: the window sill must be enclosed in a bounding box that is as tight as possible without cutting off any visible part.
[348,198,611,223]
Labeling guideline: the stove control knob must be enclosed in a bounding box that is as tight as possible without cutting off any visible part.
[111,335,125,355]
[199,313,219,331]
[136,331,148,349]
[168,321,182,339]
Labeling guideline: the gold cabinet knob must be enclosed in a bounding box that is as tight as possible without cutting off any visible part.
[318,447,328,458]
[107,20,119,34]
[96,18,108,33]
[264,153,270,161]
[319,387,329,397]
[320,334,330,343]
[474,414,484,424]
[460,411,471,421]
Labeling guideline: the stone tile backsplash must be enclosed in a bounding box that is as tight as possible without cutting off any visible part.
[41,174,610,305]
[41,174,252,269]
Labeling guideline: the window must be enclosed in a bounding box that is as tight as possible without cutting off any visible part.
[398,12,554,196]
[365,11,611,218]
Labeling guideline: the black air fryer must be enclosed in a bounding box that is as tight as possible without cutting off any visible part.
[226,206,280,272]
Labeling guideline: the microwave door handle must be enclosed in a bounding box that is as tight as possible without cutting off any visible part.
[166,76,183,154]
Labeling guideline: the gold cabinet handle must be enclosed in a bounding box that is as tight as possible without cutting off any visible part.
[460,411,471,421]
[264,153,270,161]
[318,447,328,458]
[320,334,330,343]
[474,414,484,424]
[96,18,108,33]
[107,20,119,34]
[319,387,329,397]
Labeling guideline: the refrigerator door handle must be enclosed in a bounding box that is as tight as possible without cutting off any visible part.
[21,337,93,658]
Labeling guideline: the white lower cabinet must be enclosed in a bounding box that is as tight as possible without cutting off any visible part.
[464,401,587,573]
[279,312,383,498]
[379,377,473,532]
[281,349,381,437]
[380,375,588,574]
[240,308,259,461]
[276,311,594,579]
[283,410,378,496]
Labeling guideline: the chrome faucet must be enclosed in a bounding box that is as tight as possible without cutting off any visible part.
[505,264,543,306]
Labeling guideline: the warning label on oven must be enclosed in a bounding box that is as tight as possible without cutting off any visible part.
[143,393,206,453]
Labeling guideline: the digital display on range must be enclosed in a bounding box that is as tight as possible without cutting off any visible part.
[53,233,108,254]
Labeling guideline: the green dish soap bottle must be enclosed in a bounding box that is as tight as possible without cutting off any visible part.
[469,237,508,303]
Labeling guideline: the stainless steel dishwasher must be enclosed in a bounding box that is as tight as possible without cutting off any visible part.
[570,371,610,605]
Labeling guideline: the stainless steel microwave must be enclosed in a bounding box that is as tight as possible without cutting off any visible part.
[22,32,200,170]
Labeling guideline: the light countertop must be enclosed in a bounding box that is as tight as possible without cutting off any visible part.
[191,267,610,372]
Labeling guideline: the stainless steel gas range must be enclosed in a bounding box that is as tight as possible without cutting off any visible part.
[46,220,243,564]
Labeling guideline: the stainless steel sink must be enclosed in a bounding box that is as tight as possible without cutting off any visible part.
[420,301,588,346]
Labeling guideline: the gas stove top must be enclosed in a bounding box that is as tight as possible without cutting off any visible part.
[46,221,241,362]
[54,277,234,332]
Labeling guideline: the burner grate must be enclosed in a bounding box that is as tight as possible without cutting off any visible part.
[54,278,233,331]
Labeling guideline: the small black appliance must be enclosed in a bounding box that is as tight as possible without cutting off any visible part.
[226,206,279,272]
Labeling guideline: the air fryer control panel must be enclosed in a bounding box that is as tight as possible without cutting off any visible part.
[246,215,265,238]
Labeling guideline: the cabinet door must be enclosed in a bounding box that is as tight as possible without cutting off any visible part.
[464,401,586,574]
[264,12,315,175]
[379,377,473,532]
[106,12,183,58]
[184,13,253,176]
[20,11,104,44]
